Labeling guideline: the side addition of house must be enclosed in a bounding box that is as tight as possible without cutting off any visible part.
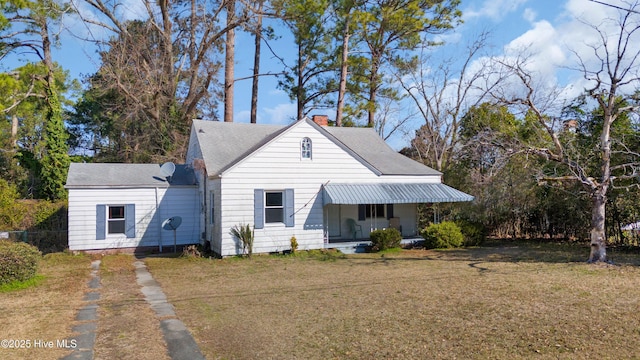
[65,163,199,252]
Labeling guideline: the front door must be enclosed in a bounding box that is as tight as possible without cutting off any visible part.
[326,205,341,238]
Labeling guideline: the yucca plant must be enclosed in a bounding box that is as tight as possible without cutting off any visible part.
[230,224,254,257]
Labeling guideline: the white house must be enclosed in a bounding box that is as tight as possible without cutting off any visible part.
[186,116,473,257]
[65,116,473,255]
[65,163,199,251]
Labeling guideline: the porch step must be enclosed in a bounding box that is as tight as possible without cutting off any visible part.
[325,241,371,254]
[325,238,423,254]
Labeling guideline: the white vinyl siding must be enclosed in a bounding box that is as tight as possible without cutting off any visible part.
[214,120,440,256]
[68,187,199,251]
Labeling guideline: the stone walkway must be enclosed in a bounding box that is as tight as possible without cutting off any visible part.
[60,260,101,360]
[60,258,205,360]
[134,260,205,360]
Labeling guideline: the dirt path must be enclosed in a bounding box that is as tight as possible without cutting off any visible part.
[63,255,204,360]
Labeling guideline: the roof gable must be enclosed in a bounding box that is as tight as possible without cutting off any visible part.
[190,118,440,177]
[192,120,285,176]
[321,126,441,176]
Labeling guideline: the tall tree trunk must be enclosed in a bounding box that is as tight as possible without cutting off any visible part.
[250,0,263,124]
[589,102,613,262]
[11,114,18,147]
[367,55,381,127]
[367,75,377,127]
[336,16,351,127]
[39,16,69,200]
[224,0,236,122]
[296,46,304,121]
[589,191,607,262]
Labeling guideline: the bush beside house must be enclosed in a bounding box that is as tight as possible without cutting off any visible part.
[0,241,41,285]
[369,228,402,252]
[422,221,464,249]
[0,179,67,253]
[457,220,486,247]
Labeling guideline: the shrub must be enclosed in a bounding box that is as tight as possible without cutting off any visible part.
[0,179,25,229]
[0,241,42,285]
[230,224,254,257]
[369,228,402,252]
[421,221,464,249]
[456,220,486,247]
[181,244,202,258]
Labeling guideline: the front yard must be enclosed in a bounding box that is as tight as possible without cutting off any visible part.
[145,242,640,359]
[0,253,90,360]
[1,241,639,359]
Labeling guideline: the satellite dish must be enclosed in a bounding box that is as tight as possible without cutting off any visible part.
[162,216,183,253]
[160,162,176,178]
[162,216,182,230]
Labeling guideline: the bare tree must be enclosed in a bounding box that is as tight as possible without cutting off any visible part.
[76,0,247,160]
[396,31,501,172]
[492,3,640,262]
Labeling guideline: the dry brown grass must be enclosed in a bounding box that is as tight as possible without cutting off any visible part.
[94,254,170,360]
[145,242,640,359]
[0,252,90,360]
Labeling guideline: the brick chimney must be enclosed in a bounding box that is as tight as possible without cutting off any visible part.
[312,114,328,126]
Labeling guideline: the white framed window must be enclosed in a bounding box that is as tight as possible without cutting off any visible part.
[108,205,126,234]
[97,204,135,240]
[265,191,284,223]
[254,189,294,229]
[301,137,312,159]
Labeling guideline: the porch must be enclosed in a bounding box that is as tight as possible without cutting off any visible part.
[320,182,474,254]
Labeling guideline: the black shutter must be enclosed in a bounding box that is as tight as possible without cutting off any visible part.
[358,204,366,221]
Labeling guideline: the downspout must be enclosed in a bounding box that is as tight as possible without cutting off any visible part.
[156,187,163,252]
[202,174,206,245]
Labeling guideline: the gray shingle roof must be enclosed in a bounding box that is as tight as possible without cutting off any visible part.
[65,163,197,188]
[192,118,440,177]
[322,126,441,176]
[192,120,285,176]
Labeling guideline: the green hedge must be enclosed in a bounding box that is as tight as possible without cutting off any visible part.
[370,228,402,252]
[0,241,41,285]
[0,180,25,229]
[457,220,486,247]
[421,221,464,249]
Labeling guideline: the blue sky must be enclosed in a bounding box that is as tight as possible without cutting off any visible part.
[4,0,630,148]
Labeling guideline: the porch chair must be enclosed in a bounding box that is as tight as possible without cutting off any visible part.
[346,218,362,241]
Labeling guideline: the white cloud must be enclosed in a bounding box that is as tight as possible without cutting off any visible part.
[115,0,150,21]
[262,102,296,125]
[267,88,287,97]
[523,8,537,23]
[234,109,251,123]
[503,20,567,81]
[464,0,529,22]
[67,0,150,42]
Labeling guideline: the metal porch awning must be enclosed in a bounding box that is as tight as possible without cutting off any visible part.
[322,183,474,205]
